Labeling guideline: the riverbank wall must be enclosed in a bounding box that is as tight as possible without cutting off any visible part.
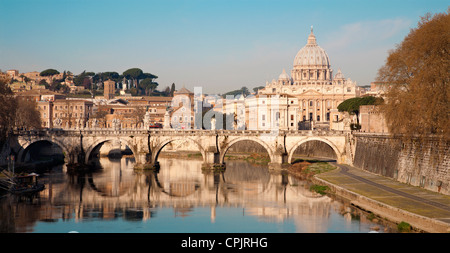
[352,133,449,195]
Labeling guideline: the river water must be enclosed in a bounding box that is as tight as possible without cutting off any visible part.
[0,156,395,233]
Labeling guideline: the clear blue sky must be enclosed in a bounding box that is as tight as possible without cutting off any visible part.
[0,0,448,93]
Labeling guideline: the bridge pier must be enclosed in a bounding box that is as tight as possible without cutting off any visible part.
[268,153,289,171]
[202,151,225,171]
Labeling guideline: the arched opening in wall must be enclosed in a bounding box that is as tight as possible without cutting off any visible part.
[223,140,271,165]
[155,139,204,163]
[222,140,271,193]
[291,140,337,163]
[21,140,64,163]
[154,139,204,198]
[87,140,135,168]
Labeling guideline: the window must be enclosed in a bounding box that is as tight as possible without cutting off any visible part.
[309,101,313,106]
[262,115,266,121]
[317,115,320,121]
[290,115,294,120]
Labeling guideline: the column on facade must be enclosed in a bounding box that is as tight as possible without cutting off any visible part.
[306,99,309,121]
[321,99,325,122]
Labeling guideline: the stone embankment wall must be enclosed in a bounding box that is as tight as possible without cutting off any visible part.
[353,134,449,195]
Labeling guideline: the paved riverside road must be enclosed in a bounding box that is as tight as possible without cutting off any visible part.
[313,162,450,232]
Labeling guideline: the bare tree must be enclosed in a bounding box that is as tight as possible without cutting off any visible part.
[0,76,17,144]
[15,99,42,130]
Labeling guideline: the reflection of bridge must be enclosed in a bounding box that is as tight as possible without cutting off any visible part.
[40,157,333,231]
[9,129,354,169]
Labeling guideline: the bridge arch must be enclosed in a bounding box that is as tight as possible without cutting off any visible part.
[84,138,138,164]
[152,137,206,165]
[219,137,274,164]
[287,137,341,164]
[17,138,69,163]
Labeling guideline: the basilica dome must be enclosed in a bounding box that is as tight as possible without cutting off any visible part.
[293,29,330,68]
[278,69,290,80]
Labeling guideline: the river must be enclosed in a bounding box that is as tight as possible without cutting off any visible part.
[0,155,396,233]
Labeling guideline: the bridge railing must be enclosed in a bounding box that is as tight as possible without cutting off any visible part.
[13,127,351,136]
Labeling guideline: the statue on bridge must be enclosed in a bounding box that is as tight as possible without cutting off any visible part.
[112,118,121,130]
[53,118,62,129]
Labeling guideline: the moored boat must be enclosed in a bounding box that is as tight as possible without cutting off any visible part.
[9,173,45,195]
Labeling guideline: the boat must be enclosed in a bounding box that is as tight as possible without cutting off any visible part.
[9,173,45,195]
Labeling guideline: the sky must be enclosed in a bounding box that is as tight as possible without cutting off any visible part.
[0,0,448,94]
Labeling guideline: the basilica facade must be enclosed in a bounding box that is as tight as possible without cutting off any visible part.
[258,28,363,129]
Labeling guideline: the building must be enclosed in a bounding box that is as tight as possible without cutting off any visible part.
[169,87,195,129]
[52,99,93,129]
[244,94,299,130]
[359,105,388,133]
[37,100,53,128]
[15,89,66,102]
[258,28,362,129]
[104,79,116,99]
[365,82,390,98]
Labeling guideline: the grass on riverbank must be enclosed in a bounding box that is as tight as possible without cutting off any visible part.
[288,158,336,179]
[288,159,336,195]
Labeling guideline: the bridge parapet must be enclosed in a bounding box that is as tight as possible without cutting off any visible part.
[13,128,351,137]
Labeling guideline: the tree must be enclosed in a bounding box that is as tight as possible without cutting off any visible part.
[40,69,60,77]
[138,78,158,95]
[170,83,176,96]
[123,68,144,87]
[376,10,449,138]
[39,79,49,89]
[14,99,42,130]
[0,76,42,146]
[0,76,17,145]
[222,86,250,98]
[253,86,265,93]
[338,96,383,125]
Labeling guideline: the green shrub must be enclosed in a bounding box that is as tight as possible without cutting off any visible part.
[397,221,411,232]
[310,185,329,195]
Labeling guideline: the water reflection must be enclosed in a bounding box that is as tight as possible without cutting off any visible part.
[0,156,393,233]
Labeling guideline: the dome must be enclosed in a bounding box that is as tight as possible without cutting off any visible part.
[278,69,290,80]
[293,28,330,68]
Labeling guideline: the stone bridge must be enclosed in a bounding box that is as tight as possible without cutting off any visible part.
[8,128,354,170]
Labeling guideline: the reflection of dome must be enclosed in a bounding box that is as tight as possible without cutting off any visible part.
[293,29,330,68]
